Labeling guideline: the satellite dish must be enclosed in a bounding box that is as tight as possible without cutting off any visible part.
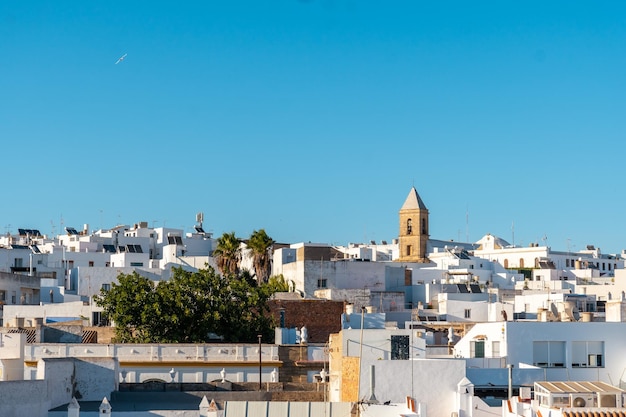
[573,397,586,407]
[550,303,559,319]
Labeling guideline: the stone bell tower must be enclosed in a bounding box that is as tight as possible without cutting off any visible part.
[397,187,429,262]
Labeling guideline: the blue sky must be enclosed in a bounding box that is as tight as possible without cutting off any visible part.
[1,1,625,253]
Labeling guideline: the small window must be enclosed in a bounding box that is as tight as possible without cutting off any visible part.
[89,261,94,267]
[317,278,327,288]
[130,262,144,267]
[407,219,413,235]
[464,309,471,319]
[102,284,111,291]
[406,245,412,256]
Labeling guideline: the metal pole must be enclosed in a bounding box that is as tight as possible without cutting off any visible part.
[358,306,365,402]
[258,334,262,391]
[507,364,514,399]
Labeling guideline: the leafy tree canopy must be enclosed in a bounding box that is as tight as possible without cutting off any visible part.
[95,266,277,343]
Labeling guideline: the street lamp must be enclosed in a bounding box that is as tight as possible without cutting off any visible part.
[258,334,263,391]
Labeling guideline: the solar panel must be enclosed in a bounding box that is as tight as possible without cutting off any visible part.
[126,245,136,253]
[11,245,29,250]
[31,245,41,253]
[469,284,482,293]
[194,226,205,233]
[103,244,116,253]
[134,244,143,253]
[65,227,79,235]
[17,228,42,236]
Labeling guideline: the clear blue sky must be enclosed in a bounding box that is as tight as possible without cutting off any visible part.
[2,1,625,253]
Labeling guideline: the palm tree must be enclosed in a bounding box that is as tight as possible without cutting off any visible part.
[247,229,275,284]
[213,232,242,276]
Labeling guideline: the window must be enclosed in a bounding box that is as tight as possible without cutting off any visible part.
[533,341,566,367]
[406,245,412,256]
[572,341,604,368]
[407,219,412,235]
[566,259,570,267]
[89,261,94,267]
[14,258,23,268]
[464,309,471,319]
[102,283,111,291]
[317,278,327,288]
[492,341,500,358]
[130,262,144,267]
[421,218,427,235]
[0,290,5,301]
[391,335,409,360]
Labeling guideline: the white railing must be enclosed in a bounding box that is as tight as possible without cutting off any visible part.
[25,343,279,362]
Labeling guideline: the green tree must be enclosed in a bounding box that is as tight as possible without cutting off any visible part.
[94,271,159,343]
[213,231,242,276]
[95,266,276,343]
[247,229,275,284]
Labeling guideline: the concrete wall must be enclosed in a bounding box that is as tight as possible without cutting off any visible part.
[371,359,465,417]
[38,358,75,409]
[0,380,49,417]
[74,358,117,400]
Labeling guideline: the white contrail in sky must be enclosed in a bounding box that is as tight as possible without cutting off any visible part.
[115,53,127,64]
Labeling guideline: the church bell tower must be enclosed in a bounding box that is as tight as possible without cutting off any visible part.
[397,187,429,262]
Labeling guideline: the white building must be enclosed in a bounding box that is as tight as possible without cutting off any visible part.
[454,320,626,390]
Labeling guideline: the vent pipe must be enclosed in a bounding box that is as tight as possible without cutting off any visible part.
[368,365,378,403]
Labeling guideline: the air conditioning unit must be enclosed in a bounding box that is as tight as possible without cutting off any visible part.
[573,396,593,407]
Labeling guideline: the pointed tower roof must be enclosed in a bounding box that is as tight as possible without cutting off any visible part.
[401,187,427,210]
